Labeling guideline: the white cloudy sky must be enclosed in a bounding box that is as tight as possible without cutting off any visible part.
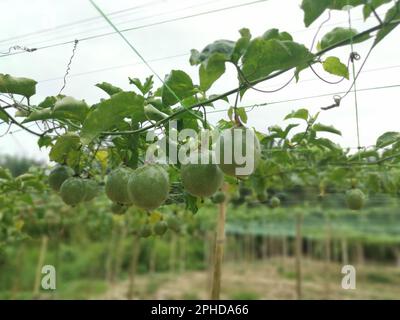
[1,0,399,163]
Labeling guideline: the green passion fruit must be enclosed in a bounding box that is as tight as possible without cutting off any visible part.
[127,164,169,211]
[211,191,226,204]
[166,215,181,233]
[346,188,365,210]
[181,152,224,197]
[105,167,133,205]
[59,177,86,206]
[269,196,281,208]
[216,127,261,178]
[153,220,168,236]
[48,165,74,192]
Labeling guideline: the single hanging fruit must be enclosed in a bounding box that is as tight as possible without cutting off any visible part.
[105,167,133,205]
[216,127,261,178]
[127,164,169,211]
[48,165,74,192]
[59,177,86,206]
[269,196,280,208]
[181,151,224,197]
[211,191,226,204]
[346,188,365,210]
[153,220,168,236]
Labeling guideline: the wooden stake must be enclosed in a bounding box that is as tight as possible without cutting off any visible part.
[33,235,48,298]
[127,236,141,300]
[295,212,303,300]
[210,183,228,300]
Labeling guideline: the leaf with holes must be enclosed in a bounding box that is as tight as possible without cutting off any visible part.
[323,56,349,79]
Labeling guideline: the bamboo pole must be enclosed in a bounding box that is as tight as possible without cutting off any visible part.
[127,236,141,300]
[295,212,303,300]
[210,184,228,300]
[33,235,48,298]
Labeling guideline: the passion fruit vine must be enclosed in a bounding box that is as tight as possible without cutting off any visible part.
[127,164,169,211]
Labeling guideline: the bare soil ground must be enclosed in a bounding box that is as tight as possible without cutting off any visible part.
[96,258,400,300]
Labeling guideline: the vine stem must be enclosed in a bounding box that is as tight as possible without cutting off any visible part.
[101,20,398,137]
[210,183,228,300]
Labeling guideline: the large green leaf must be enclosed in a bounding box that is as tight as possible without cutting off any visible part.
[199,54,226,91]
[161,70,195,106]
[262,28,293,41]
[241,39,314,82]
[374,2,400,47]
[0,74,37,98]
[190,40,235,65]
[23,108,54,123]
[318,27,370,50]
[323,56,349,79]
[80,91,144,144]
[376,131,400,148]
[53,96,89,123]
[301,0,364,27]
[49,133,81,164]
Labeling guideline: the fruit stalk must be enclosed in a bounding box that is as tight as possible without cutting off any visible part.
[211,183,228,300]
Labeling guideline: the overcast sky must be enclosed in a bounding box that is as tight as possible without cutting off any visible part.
[1,0,399,163]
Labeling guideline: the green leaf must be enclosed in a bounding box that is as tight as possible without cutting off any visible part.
[0,74,37,98]
[95,82,123,96]
[80,91,144,144]
[37,136,53,149]
[38,96,59,109]
[301,0,364,27]
[49,133,81,164]
[129,76,154,95]
[241,39,314,83]
[53,96,90,123]
[23,108,54,123]
[237,107,248,124]
[0,108,9,123]
[231,28,252,63]
[374,2,400,47]
[323,56,349,79]
[144,104,169,121]
[284,108,309,121]
[318,27,370,50]
[363,0,391,19]
[312,123,342,135]
[349,150,379,161]
[190,40,235,65]
[376,131,400,148]
[162,70,195,106]
[199,53,226,91]
[262,28,293,41]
